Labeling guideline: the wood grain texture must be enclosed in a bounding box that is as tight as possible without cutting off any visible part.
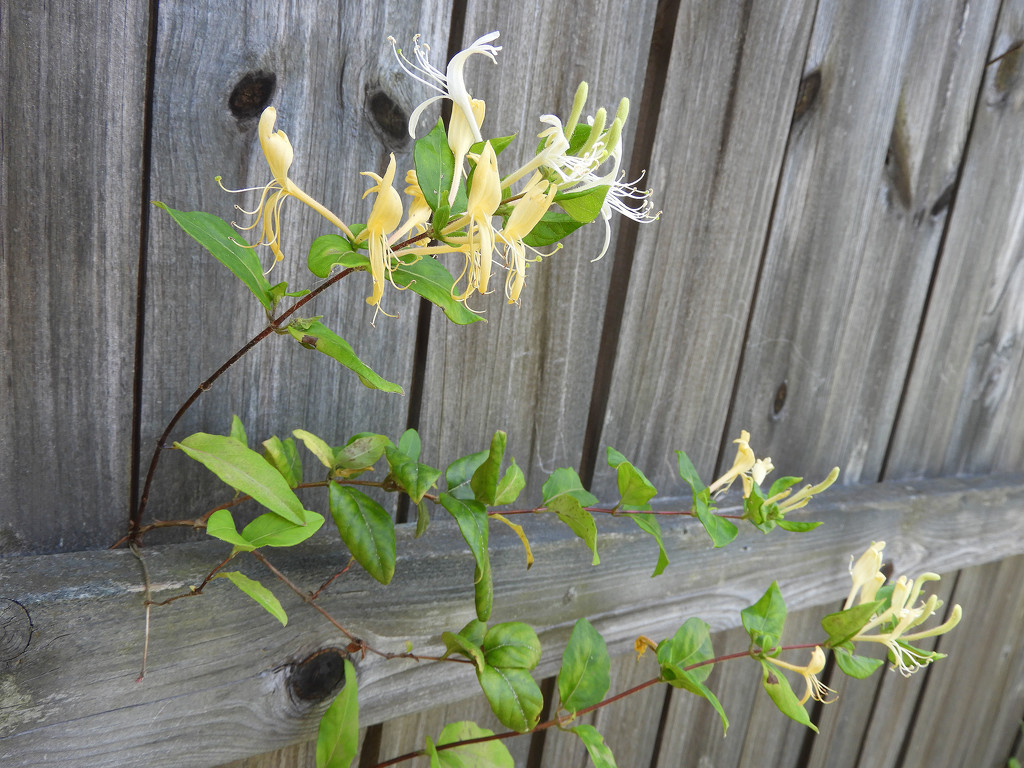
[139,0,451,523]
[717,0,925,483]
[593,0,817,499]
[1,475,1021,767]
[886,0,1024,480]
[0,1,149,554]
[415,0,658,504]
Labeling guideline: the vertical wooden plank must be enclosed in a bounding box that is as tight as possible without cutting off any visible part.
[0,1,149,553]
[886,0,1024,480]
[717,0,920,481]
[415,0,658,503]
[592,0,817,498]
[140,0,451,523]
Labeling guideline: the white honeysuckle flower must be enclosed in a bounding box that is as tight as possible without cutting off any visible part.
[497,173,557,303]
[390,31,501,143]
[842,542,963,676]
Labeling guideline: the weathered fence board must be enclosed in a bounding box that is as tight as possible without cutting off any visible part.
[720,0,917,480]
[592,0,817,498]
[1,475,1021,766]
[416,0,659,504]
[0,0,149,554]
[140,0,451,523]
[886,0,1024,479]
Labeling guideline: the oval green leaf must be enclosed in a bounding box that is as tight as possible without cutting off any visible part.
[215,570,287,626]
[558,618,610,715]
[176,432,309,525]
[329,485,396,584]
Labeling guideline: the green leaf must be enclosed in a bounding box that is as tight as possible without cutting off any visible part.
[427,721,515,768]
[568,724,617,768]
[471,431,507,505]
[541,467,599,507]
[287,319,403,394]
[455,618,488,649]
[385,446,441,504]
[154,203,274,311]
[469,133,516,157]
[442,630,485,670]
[241,511,325,548]
[415,118,458,214]
[522,211,586,248]
[392,256,483,326]
[176,432,310,525]
[657,618,715,685]
[768,475,803,498]
[262,436,302,488]
[205,509,254,551]
[415,501,430,537]
[477,664,543,733]
[446,450,489,500]
[474,557,493,623]
[308,233,363,278]
[606,447,657,509]
[741,582,787,652]
[558,618,610,715]
[329,485,397,585]
[821,601,883,647]
[833,646,885,679]
[693,502,739,548]
[440,492,492,620]
[494,459,525,506]
[229,415,247,446]
[760,661,817,732]
[624,514,669,577]
[398,428,422,460]
[334,433,392,475]
[555,185,609,223]
[215,570,287,626]
[777,519,823,533]
[316,660,359,768]
[547,495,600,565]
[656,620,729,735]
[482,622,541,670]
[293,429,338,470]
[675,450,705,493]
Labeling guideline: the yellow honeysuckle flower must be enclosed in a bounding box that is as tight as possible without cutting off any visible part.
[844,541,963,676]
[499,173,557,303]
[450,141,501,301]
[387,170,433,244]
[766,466,840,514]
[359,154,404,313]
[708,430,772,498]
[222,107,352,268]
[447,98,486,207]
[766,646,837,705]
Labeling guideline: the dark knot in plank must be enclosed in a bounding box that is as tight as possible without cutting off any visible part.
[287,647,349,703]
[229,71,277,120]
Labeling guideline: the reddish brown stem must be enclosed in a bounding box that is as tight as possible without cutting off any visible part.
[126,269,355,544]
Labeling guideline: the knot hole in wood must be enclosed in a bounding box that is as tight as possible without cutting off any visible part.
[365,86,410,149]
[229,71,277,120]
[287,647,349,704]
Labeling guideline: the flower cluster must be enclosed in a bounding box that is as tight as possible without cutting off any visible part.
[844,541,962,676]
[224,31,659,315]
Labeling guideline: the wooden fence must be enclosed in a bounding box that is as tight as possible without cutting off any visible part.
[2,0,1024,766]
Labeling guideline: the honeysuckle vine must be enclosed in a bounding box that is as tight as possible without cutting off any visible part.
[127,30,961,768]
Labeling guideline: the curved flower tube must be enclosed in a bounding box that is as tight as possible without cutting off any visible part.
[498,173,557,303]
[390,31,500,144]
[224,107,353,267]
[359,154,405,312]
[450,141,501,301]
